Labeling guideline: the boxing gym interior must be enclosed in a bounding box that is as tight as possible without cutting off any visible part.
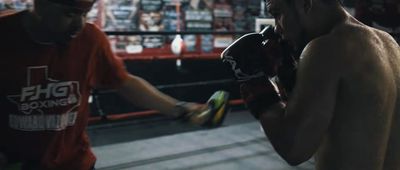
[2,0,399,169]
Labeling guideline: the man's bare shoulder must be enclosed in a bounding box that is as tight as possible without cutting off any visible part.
[303,20,367,58]
[329,21,397,50]
[309,22,389,61]
[301,34,346,66]
[299,25,367,77]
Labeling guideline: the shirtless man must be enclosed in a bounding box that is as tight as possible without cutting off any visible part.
[222,0,400,169]
[266,0,400,169]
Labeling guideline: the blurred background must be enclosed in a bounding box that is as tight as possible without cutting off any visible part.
[1,0,399,169]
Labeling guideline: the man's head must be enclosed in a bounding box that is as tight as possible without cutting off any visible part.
[31,0,96,43]
[265,0,343,49]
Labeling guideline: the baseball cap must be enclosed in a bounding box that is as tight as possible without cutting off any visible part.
[47,0,96,10]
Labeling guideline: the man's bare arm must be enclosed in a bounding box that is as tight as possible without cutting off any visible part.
[116,74,202,117]
[259,38,341,165]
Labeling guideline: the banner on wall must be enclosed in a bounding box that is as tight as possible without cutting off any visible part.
[0,0,33,11]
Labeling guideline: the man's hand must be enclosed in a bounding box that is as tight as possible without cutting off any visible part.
[175,91,230,127]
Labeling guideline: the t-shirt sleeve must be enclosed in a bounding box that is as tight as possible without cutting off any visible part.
[88,25,129,89]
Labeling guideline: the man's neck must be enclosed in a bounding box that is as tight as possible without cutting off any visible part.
[309,4,348,40]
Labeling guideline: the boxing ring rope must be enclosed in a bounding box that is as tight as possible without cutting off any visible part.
[95,79,235,94]
[88,99,243,124]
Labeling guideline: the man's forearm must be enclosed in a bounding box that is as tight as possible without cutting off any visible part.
[117,74,181,116]
[258,102,294,161]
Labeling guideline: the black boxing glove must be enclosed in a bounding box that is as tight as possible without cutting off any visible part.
[221,25,284,82]
[221,26,298,119]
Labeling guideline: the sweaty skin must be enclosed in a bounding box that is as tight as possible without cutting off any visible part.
[260,1,400,169]
[311,17,400,170]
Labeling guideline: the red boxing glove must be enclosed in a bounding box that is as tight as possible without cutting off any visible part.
[240,76,282,119]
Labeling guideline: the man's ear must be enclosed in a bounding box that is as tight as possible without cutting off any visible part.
[295,0,313,14]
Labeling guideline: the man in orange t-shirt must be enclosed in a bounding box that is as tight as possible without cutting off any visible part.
[0,0,215,169]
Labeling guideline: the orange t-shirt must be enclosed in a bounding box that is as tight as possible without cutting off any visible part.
[0,11,128,170]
